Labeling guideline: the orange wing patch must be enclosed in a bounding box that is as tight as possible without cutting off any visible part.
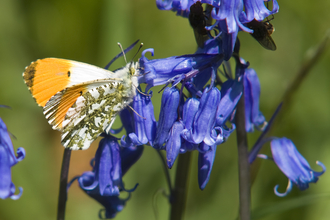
[43,84,88,130]
[23,58,72,107]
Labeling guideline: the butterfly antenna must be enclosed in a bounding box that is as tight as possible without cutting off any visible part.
[127,105,146,120]
[129,43,144,70]
[131,43,144,62]
[104,40,139,69]
[117,42,128,64]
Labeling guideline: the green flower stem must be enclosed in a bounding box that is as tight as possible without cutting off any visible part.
[156,150,173,194]
[170,151,192,220]
[236,95,251,220]
[57,148,72,220]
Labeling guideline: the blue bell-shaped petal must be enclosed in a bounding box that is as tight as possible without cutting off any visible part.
[127,91,157,146]
[121,145,144,176]
[210,0,251,59]
[0,118,25,200]
[166,121,185,168]
[182,87,221,145]
[241,0,279,23]
[94,136,122,196]
[139,48,223,91]
[216,79,243,126]
[270,138,326,196]
[153,87,180,149]
[243,67,265,132]
[198,142,217,190]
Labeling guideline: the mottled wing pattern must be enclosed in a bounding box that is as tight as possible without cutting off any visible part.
[43,83,88,130]
[24,58,138,150]
[58,81,133,150]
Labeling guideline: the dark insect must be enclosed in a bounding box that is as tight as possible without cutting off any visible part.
[189,2,210,48]
[245,19,277,51]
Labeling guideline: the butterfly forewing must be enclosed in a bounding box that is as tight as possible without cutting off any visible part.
[23,58,114,107]
[23,58,139,150]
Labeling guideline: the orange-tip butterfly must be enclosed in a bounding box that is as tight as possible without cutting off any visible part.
[23,55,139,150]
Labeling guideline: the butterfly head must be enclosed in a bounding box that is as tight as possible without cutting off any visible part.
[128,61,140,77]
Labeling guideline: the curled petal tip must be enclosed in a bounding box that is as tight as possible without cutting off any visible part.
[141,48,154,58]
[9,186,23,200]
[16,147,25,161]
[274,180,292,197]
[316,161,326,175]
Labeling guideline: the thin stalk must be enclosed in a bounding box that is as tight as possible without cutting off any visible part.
[250,31,330,186]
[277,30,330,126]
[169,151,192,220]
[57,148,72,220]
[236,96,250,220]
[156,150,173,194]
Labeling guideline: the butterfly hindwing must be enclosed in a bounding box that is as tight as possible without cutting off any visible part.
[60,81,133,150]
[43,83,88,130]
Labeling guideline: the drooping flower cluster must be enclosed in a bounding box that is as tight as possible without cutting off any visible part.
[110,26,325,196]
[69,135,143,218]
[68,0,325,218]
[116,0,323,195]
[0,116,25,200]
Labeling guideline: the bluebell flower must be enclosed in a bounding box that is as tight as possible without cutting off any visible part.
[182,87,222,146]
[216,79,243,127]
[121,90,157,147]
[139,45,242,180]
[139,48,223,92]
[0,118,25,200]
[210,0,251,59]
[258,138,325,197]
[241,0,279,23]
[153,87,180,150]
[95,136,123,196]
[156,0,197,17]
[166,121,185,168]
[69,135,143,218]
[198,143,217,190]
[242,64,265,132]
[120,145,144,176]
[164,86,235,170]
[149,85,233,170]
[193,37,223,90]
[179,98,200,153]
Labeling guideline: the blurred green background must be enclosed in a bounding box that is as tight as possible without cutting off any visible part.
[1,0,330,219]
